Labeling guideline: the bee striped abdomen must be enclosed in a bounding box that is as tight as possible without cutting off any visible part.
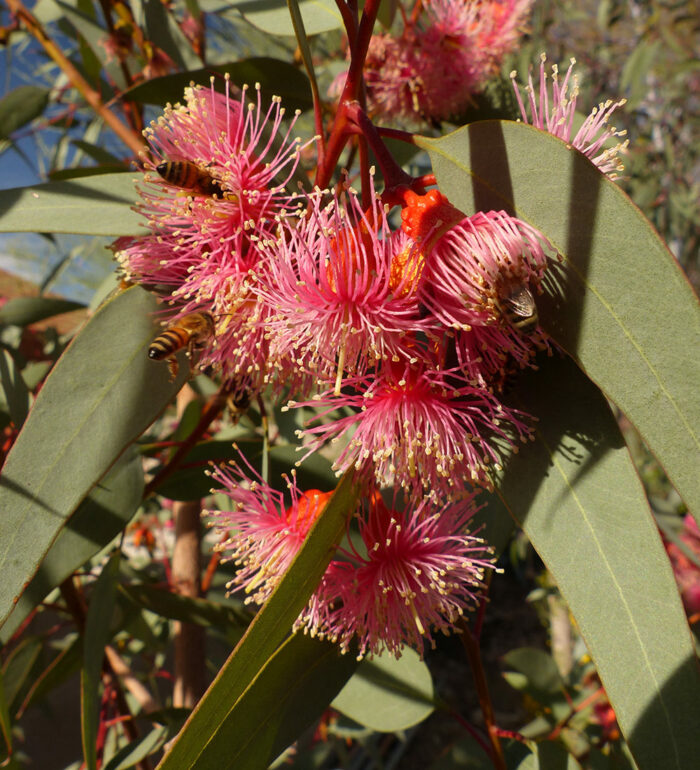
[148,328,191,360]
[155,160,223,196]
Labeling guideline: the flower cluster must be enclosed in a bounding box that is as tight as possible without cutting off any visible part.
[208,461,493,658]
[337,0,534,123]
[116,55,624,656]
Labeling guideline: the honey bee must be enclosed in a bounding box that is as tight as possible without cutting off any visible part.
[155,160,224,197]
[498,281,539,335]
[148,312,215,380]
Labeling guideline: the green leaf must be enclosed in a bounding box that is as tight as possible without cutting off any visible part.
[502,647,569,719]
[0,449,144,644]
[102,725,169,770]
[332,647,435,732]
[16,635,83,718]
[156,470,360,769]
[120,584,252,630]
[204,633,358,769]
[515,742,583,770]
[0,669,11,753]
[54,0,128,91]
[417,121,700,519]
[82,552,121,770]
[0,174,146,235]
[0,351,29,428]
[122,58,312,113]
[0,86,50,139]
[0,297,85,326]
[0,287,186,628]
[2,637,41,709]
[494,354,700,770]
[224,0,342,37]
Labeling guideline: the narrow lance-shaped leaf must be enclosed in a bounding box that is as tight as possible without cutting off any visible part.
[416,121,700,519]
[81,552,121,770]
[0,86,50,139]
[204,633,359,769]
[493,354,700,770]
[0,287,187,628]
[156,470,361,769]
[0,174,146,236]
[0,449,144,644]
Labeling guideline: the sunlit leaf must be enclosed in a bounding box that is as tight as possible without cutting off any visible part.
[156,470,360,769]
[493,354,700,770]
[0,287,186,628]
[417,120,700,519]
[222,0,342,37]
[332,647,435,732]
[0,450,143,644]
[0,174,145,235]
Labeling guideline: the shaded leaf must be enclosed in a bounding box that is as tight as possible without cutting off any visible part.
[0,297,85,327]
[81,552,120,770]
[122,58,312,113]
[0,449,144,644]
[205,634,358,769]
[417,121,700,519]
[0,287,186,628]
[103,725,169,770]
[156,470,360,769]
[120,584,252,630]
[17,635,83,718]
[0,174,146,235]
[2,637,41,709]
[515,742,583,770]
[332,647,435,732]
[0,351,29,428]
[494,354,700,770]
[0,86,50,138]
[0,669,11,754]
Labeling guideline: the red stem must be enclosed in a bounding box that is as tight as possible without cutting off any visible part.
[315,0,382,188]
[459,619,506,770]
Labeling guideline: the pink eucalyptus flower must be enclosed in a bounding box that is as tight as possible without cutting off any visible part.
[356,0,533,123]
[400,190,552,337]
[296,490,494,658]
[290,358,533,497]
[254,178,434,390]
[511,54,628,179]
[114,78,311,385]
[207,458,333,605]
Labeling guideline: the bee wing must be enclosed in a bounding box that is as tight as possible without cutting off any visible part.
[504,286,537,317]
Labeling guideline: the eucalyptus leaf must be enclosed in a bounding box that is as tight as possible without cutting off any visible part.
[494,354,700,770]
[0,86,50,139]
[156,470,360,769]
[102,725,169,770]
[81,552,120,770]
[332,647,435,732]
[0,351,29,428]
[223,0,342,37]
[417,121,700,519]
[0,297,85,327]
[0,174,146,235]
[200,633,358,769]
[0,449,143,644]
[0,287,186,628]
[122,58,312,113]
